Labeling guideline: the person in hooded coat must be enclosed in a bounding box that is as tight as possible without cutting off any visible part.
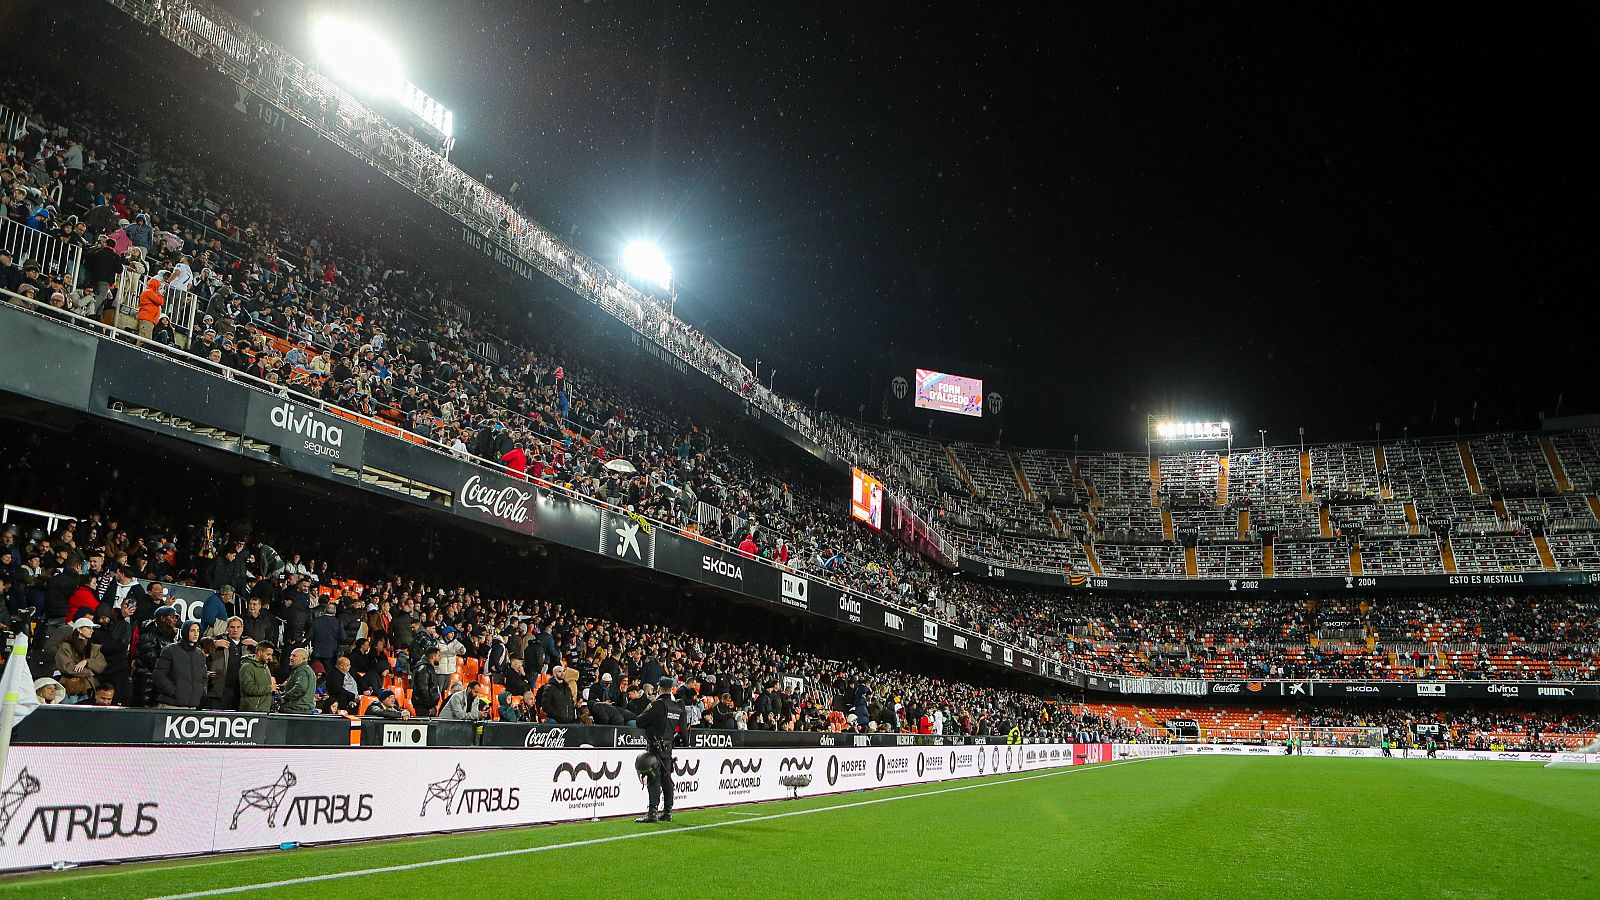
[154,620,208,708]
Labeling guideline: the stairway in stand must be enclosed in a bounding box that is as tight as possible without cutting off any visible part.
[1534,534,1557,571]
[1459,442,1484,494]
[1440,536,1458,574]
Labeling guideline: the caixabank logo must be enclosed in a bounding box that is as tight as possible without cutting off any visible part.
[420,765,521,817]
[0,767,159,846]
[550,761,623,809]
[231,766,373,830]
[718,758,763,794]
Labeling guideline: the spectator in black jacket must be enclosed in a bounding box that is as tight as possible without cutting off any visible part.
[154,620,208,708]
[93,594,138,704]
[241,596,281,646]
[82,235,124,311]
[310,602,342,678]
[538,665,576,723]
[410,646,442,716]
[134,605,180,706]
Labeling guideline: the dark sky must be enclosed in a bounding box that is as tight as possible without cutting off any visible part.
[221,2,1596,449]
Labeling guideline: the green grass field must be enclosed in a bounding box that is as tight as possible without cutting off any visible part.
[6,757,1597,899]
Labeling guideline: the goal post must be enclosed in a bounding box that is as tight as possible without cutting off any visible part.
[1287,726,1385,749]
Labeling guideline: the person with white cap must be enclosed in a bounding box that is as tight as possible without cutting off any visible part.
[54,616,106,702]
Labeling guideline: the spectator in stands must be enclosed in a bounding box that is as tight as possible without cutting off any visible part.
[89,683,118,707]
[279,646,316,715]
[206,616,248,709]
[200,583,234,636]
[440,680,488,720]
[135,269,168,340]
[310,601,341,677]
[240,595,281,646]
[93,594,137,704]
[238,641,276,712]
[368,688,410,719]
[326,656,360,711]
[539,664,577,723]
[134,605,180,706]
[54,616,105,702]
[154,620,207,709]
[410,646,443,716]
[0,247,21,295]
[435,625,465,696]
[34,677,64,705]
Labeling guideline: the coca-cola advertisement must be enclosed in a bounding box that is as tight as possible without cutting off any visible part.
[455,472,537,534]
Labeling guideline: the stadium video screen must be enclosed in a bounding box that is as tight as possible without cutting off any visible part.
[851,467,884,530]
[915,368,984,417]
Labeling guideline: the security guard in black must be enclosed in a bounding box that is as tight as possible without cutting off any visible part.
[635,677,683,823]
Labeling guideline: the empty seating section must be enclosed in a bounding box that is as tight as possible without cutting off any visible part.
[1272,540,1350,576]
[1091,506,1165,542]
[1249,503,1321,539]
[1094,543,1187,577]
[1015,448,1085,504]
[1415,495,1501,532]
[951,442,1025,501]
[1358,537,1443,574]
[1328,502,1411,536]
[1157,452,1220,505]
[1309,444,1380,500]
[1382,441,1470,498]
[1548,532,1600,571]
[1551,430,1600,493]
[1171,507,1237,542]
[1195,544,1263,577]
[1505,495,1599,531]
[1227,448,1302,505]
[1469,433,1556,494]
[1449,534,1544,573]
[953,527,1091,573]
[1077,453,1153,506]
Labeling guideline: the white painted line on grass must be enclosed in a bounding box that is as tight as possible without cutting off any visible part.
[153,757,1164,898]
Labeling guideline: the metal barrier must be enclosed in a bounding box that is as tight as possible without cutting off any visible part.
[0,100,28,140]
[0,215,83,288]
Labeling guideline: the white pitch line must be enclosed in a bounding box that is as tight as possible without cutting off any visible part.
[152,757,1163,899]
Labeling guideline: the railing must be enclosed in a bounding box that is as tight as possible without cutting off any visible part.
[0,215,83,289]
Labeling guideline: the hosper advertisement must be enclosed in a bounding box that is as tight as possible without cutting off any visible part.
[0,743,1107,871]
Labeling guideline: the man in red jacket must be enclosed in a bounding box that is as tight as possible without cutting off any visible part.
[501,441,528,480]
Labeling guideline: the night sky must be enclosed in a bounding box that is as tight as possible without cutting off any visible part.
[221,2,1595,449]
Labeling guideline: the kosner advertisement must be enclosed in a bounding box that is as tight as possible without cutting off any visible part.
[0,743,1109,871]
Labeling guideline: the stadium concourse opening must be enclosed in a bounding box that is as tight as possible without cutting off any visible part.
[0,0,1597,890]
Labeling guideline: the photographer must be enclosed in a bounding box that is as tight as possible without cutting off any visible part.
[634,677,683,824]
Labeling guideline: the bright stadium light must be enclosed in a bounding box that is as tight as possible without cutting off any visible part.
[622,240,673,293]
[312,16,404,99]
[1149,418,1233,444]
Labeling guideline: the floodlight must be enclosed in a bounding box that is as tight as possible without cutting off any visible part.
[622,240,673,292]
[312,16,403,99]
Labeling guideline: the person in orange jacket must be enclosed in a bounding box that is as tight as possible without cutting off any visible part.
[136,269,169,340]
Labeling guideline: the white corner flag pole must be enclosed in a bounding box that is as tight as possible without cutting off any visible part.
[0,633,39,788]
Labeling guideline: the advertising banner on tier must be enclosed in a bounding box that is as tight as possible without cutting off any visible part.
[965,557,1600,592]
[1087,676,1600,702]
[0,743,1108,872]
[244,391,367,475]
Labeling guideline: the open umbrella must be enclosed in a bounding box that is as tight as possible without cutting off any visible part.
[604,458,638,474]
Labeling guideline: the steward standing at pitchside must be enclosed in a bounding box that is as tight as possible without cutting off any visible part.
[634,676,684,823]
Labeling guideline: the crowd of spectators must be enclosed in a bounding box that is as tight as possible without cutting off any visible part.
[0,496,1128,744]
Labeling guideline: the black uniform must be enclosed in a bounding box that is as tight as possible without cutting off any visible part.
[634,690,683,818]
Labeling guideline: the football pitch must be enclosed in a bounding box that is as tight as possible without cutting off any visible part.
[6,756,1596,899]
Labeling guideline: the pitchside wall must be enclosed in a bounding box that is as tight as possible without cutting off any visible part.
[0,742,1112,870]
